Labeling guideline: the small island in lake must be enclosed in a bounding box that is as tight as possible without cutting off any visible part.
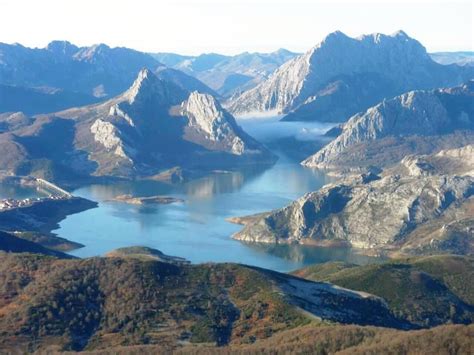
[111,194,184,205]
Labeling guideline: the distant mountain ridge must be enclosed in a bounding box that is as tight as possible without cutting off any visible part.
[0,41,217,114]
[0,41,160,98]
[227,31,474,122]
[430,51,474,66]
[0,69,275,184]
[151,49,299,97]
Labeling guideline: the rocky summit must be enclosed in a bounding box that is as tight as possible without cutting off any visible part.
[0,69,275,183]
[302,81,474,171]
[227,31,473,122]
[233,147,474,256]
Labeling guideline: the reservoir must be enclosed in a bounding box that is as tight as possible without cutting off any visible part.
[5,117,384,271]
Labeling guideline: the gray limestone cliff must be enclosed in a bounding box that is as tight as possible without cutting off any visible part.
[0,69,275,182]
[302,81,474,170]
[227,31,473,122]
[233,146,474,256]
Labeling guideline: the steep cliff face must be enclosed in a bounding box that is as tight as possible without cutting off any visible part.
[302,81,474,170]
[233,147,474,255]
[0,69,275,182]
[181,92,264,155]
[227,31,473,122]
[233,174,473,249]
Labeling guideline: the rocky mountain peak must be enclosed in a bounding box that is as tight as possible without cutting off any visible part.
[122,68,187,106]
[181,91,249,152]
[226,30,466,120]
[128,68,154,93]
[46,40,79,56]
[392,29,410,38]
[302,82,474,170]
[73,43,111,62]
[320,30,350,43]
[184,91,224,123]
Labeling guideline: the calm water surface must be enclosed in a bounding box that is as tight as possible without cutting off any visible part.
[20,118,384,271]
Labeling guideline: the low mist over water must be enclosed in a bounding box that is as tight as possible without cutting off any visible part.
[49,118,383,271]
[238,116,335,143]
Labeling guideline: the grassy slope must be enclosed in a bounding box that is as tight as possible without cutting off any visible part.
[292,255,474,327]
[0,254,311,352]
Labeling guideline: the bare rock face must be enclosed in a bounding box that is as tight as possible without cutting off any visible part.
[234,146,474,256]
[302,82,474,170]
[83,70,273,174]
[90,119,133,160]
[0,69,275,181]
[233,172,474,255]
[181,92,264,155]
[398,145,474,177]
[227,31,473,122]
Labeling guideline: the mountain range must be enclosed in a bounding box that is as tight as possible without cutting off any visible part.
[231,81,473,254]
[2,35,472,121]
[233,142,474,255]
[151,49,298,97]
[302,81,474,171]
[0,41,216,114]
[430,51,474,66]
[0,30,474,354]
[0,69,275,185]
[226,31,474,122]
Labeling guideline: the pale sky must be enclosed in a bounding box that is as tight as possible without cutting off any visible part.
[0,0,472,55]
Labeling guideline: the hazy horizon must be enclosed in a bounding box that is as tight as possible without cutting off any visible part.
[0,0,472,56]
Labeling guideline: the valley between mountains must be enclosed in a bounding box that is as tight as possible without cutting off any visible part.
[0,29,473,353]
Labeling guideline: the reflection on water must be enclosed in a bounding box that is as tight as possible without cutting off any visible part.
[184,168,257,199]
[244,243,385,266]
[6,118,385,272]
[53,154,383,272]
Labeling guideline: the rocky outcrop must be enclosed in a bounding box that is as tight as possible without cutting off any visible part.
[234,146,474,255]
[302,82,474,170]
[227,31,473,122]
[181,92,264,155]
[397,145,474,177]
[0,69,275,182]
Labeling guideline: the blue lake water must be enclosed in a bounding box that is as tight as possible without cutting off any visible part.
[46,118,381,271]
